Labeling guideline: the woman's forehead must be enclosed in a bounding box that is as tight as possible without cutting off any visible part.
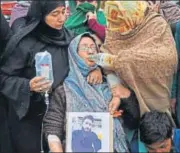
[146,139,170,149]
[79,37,95,44]
[51,6,65,12]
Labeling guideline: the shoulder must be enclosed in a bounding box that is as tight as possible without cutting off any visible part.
[142,11,170,37]
[91,131,98,138]
[145,11,168,29]
[11,17,27,33]
[16,34,37,54]
[2,33,35,62]
[19,34,36,46]
[0,13,12,40]
[72,130,81,135]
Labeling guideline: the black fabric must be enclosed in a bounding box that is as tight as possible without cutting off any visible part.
[42,1,65,18]
[0,96,14,153]
[11,17,27,33]
[119,90,141,130]
[0,11,12,56]
[36,21,72,46]
[7,101,48,153]
[0,11,13,153]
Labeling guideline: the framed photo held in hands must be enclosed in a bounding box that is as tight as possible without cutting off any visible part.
[66,112,113,152]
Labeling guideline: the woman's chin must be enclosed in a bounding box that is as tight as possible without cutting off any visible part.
[87,62,96,67]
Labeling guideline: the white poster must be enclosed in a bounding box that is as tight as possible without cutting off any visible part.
[66,112,113,152]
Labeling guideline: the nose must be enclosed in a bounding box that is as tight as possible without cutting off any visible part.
[87,124,91,129]
[88,48,94,54]
[58,13,65,22]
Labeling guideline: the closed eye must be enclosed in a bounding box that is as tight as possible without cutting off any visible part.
[51,11,59,16]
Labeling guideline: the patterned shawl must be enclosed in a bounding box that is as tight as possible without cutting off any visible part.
[64,33,128,152]
[104,1,148,34]
[102,5,178,117]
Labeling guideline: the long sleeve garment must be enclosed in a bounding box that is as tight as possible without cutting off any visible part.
[87,18,106,42]
[0,11,14,153]
[0,11,12,56]
[43,85,66,141]
[0,35,45,119]
[0,34,48,152]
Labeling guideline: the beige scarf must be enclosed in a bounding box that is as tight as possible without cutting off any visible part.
[101,11,178,116]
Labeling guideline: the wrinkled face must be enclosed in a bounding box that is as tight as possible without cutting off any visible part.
[82,119,93,132]
[78,37,98,67]
[45,6,66,30]
[146,139,172,153]
[76,0,98,8]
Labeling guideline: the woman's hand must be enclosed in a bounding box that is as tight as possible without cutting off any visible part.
[49,142,63,152]
[29,76,51,93]
[87,68,103,85]
[86,12,96,20]
[109,96,123,116]
[48,135,63,152]
[112,84,130,98]
[88,53,116,69]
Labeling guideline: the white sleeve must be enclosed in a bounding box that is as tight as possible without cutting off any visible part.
[107,73,121,88]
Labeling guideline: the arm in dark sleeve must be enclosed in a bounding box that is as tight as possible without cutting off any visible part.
[11,17,27,33]
[92,133,101,152]
[0,44,31,119]
[119,90,140,130]
[87,18,106,42]
[0,11,12,54]
[43,85,66,141]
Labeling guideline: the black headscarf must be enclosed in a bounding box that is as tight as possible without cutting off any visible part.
[1,1,74,89]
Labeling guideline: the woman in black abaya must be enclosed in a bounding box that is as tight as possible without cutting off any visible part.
[0,1,73,153]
